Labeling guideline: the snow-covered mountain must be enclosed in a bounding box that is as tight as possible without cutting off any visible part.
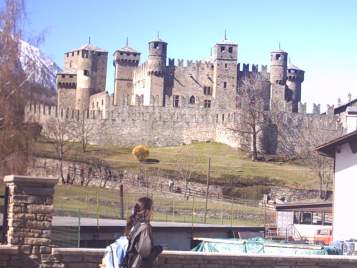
[19,39,61,90]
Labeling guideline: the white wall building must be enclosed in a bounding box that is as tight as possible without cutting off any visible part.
[317,130,357,242]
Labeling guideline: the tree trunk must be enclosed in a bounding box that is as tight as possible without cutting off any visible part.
[251,132,258,161]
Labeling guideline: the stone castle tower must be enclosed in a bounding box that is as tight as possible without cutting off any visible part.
[113,39,140,106]
[147,36,167,106]
[57,43,108,111]
[212,38,238,110]
[269,48,305,112]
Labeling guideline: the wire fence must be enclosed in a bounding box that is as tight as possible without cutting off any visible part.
[54,185,274,223]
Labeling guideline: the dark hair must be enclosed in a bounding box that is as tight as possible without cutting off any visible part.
[125,197,153,236]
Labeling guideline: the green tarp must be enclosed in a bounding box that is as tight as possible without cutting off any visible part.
[192,237,330,255]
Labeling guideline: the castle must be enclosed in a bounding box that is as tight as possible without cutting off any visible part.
[56,35,305,115]
[27,35,351,152]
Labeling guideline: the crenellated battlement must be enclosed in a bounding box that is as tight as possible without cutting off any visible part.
[238,63,268,74]
[168,58,213,71]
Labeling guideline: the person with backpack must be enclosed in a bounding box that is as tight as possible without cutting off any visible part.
[124,197,163,268]
[100,197,162,268]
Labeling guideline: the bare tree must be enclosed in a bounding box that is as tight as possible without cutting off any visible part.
[232,74,271,160]
[0,0,40,176]
[175,147,194,198]
[90,158,112,188]
[70,112,96,152]
[43,117,74,183]
[276,115,342,198]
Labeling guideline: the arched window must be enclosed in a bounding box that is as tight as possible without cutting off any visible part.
[189,96,195,104]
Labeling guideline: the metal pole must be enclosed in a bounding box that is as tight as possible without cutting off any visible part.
[96,188,99,229]
[204,158,211,224]
[191,195,195,227]
[172,199,175,221]
[120,184,124,220]
[77,208,81,248]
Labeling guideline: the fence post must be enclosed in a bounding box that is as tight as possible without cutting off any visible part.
[120,184,124,220]
[96,188,99,229]
[172,200,175,221]
[77,208,81,248]
[204,157,211,224]
[191,196,195,226]
[230,197,234,227]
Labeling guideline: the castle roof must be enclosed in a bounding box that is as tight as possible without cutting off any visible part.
[117,45,138,53]
[149,36,167,43]
[272,48,286,53]
[57,69,77,75]
[288,63,303,71]
[216,39,237,45]
[70,43,107,53]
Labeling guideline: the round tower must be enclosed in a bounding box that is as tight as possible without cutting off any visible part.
[75,48,94,111]
[286,64,305,112]
[270,49,288,85]
[147,35,167,76]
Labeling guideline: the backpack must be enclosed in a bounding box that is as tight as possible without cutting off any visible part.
[101,236,129,268]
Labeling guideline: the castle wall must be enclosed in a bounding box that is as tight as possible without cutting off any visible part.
[89,91,111,118]
[166,60,214,108]
[25,101,341,153]
[25,104,237,148]
[57,88,76,109]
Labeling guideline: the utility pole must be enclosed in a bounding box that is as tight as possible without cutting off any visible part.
[204,157,211,224]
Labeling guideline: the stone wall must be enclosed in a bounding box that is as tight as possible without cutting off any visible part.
[0,245,22,268]
[2,174,357,268]
[3,175,58,268]
[43,248,357,268]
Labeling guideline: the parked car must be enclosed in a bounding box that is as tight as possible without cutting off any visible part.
[314,229,332,246]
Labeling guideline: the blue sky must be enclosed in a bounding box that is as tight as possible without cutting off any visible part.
[25,0,357,111]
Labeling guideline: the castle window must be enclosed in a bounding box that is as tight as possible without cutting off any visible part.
[120,52,123,55]
[71,52,74,56]
[228,47,233,53]
[222,114,225,122]
[101,99,104,106]
[204,100,211,108]
[84,70,89,76]
[154,42,159,49]
[220,46,225,52]
[189,96,195,104]
[276,54,281,60]
[223,82,227,89]
[204,86,212,95]
[66,53,69,57]
[126,53,130,56]
[61,74,65,78]
[225,63,228,68]
[69,75,73,78]
[96,102,99,108]
[77,51,80,55]
[173,95,179,107]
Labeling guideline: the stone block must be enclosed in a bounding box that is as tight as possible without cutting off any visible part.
[19,245,32,254]
[24,237,51,246]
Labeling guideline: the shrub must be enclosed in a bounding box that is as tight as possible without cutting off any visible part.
[132,145,150,162]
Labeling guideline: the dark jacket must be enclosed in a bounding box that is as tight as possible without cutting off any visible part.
[126,222,162,268]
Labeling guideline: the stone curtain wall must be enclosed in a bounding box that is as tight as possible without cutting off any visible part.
[25,102,340,152]
[36,248,357,268]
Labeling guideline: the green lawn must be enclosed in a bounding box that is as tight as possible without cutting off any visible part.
[33,139,318,189]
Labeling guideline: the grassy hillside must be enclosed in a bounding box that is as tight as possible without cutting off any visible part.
[33,139,318,189]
